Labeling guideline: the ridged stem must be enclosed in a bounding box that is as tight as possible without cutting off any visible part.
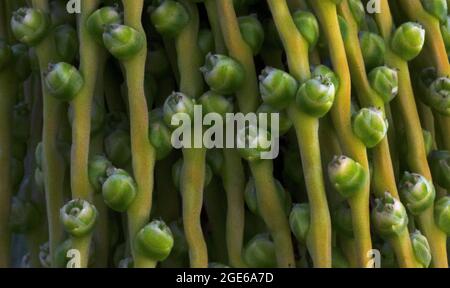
[267,0,332,267]
[217,0,295,267]
[121,0,156,268]
[338,1,418,267]
[204,0,226,54]
[249,160,296,267]
[176,0,207,268]
[32,0,66,267]
[311,0,372,267]
[69,0,101,268]
[204,0,246,268]
[216,0,259,114]
[398,0,450,151]
[375,0,448,267]
[221,149,247,267]
[91,59,109,268]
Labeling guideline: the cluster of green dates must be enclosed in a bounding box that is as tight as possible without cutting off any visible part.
[9,5,145,103]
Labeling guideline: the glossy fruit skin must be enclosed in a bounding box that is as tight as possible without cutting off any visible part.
[243,234,277,268]
[86,6,123,44]
[201,53,245,95]
[390,22,425,61]
[428,150,450,189]
[198,91,233,118]
[359,32,386,71]
[60,199,98,237]
[135,219,174,261]
[44,62,84,101]
[428,77,450,116]
[410,230,432,268]
[292,10,320,50]
[372,192,409,239]
[434,196,450,235]
[102,168,137,212]
[368,66,399,104]
[88,155,113,193]
[11,7,49,46]
[54,24,79,63]
[259,67,298,110]
[289,203,310,244]
[256,104,292,136]
[352,107,389,148]
[163,91,195,129]
[149,109,173,161]
[296,76,336,118]
[399,172,436,215]
[328,155,367,198]
[236,124,272,162]
[104,129,132,167]
[238,15,265,55]
[103,24,145,60]
[311,65,340,91]
[150,0,190,38]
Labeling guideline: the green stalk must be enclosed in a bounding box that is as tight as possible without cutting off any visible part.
[311,0,372,267]
[398,0,450,151]
[175,0,207,268]
[204,0,246,268]
[249,160,295,267]
[375,0,448,267]
[32,0,66,267]
[217,0,295,268]
[91,60,109,268]
[216,0,259,114]
[221,148,247,267]
[337,1,419,267]
[267,0,332,267]
[204,0,226,54]
[121,0,157,268]
[68,0,101,268]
